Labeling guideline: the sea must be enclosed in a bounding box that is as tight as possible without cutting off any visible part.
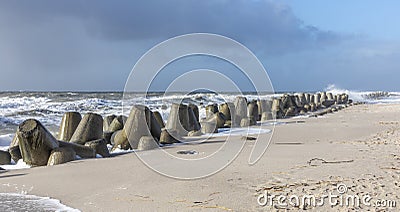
[1,86,400,137]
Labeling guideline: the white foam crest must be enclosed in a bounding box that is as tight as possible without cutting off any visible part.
[0,96,123,127]
[324,84,400,104]
[0,159,31,170]
[0,193,80,212]
[206,127,271,137]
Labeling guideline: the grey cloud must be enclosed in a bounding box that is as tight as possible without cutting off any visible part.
[0,0,342,55]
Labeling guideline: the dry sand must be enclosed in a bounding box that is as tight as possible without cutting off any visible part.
[0,104,399,211]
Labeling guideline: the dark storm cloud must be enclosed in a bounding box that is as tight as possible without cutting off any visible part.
[0,0,341,53]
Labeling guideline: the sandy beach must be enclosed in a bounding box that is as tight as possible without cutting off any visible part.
[0,103,398,211]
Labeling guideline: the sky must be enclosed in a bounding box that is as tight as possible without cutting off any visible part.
[0,0,399,92]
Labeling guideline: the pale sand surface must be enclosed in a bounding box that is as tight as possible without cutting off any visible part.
[1,104,399,211]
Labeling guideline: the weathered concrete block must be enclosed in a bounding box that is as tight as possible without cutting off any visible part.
[70,113,103,145]
[58,112,82,141]
[17,119,59,166]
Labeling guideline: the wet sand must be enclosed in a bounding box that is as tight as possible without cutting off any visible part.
[0,104,399,211]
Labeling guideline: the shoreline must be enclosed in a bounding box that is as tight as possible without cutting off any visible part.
[0,103,399,211]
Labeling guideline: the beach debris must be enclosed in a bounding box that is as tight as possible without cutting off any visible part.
[241,136,257,141]
[133,194,152,201]
[58,112,82,141]
[17,119,59,166]
[274,142,304,145]
[70,113,103,145]
[188,130,202,137]
[0,150,11,165]
[307,158,354,166]
[176,150,198,155]
[47,147,76,166]
[192,198,215,206]
[191,204,232,211]
[137,136,159,151]
[380,166,400,171]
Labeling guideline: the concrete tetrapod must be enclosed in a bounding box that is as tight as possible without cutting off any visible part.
[205,104,219,118]
[150,111,162,141]
[70,113,103,145]
[219,103,232,121]
[272,98,282,119]
[59,141,95,159]
[247,101,259,124]
[137,136,159,151]
[111,130,130,150]
[234,96,247,125]
[103,115,116,132]
[58,112,82,141]
[103,115,126,145]
[124,105,152,149]
[257,100,271,121]
[261,112,273,121]
[159,129,180,144]
[108,115,125,133]
[165,103,190,137]
[85,138,110,157]
[17,119,59,166]
[188,104,199,122]
[47,147,76,166]
[152,111,165,128]
[188,107,201,132]
[8,135,22,163]
[0,150,11,165]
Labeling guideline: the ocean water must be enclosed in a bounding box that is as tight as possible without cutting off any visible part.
[1,88,399,136]
[0,193,79,212]
[0,91,274,136]
[1,88,399,137]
